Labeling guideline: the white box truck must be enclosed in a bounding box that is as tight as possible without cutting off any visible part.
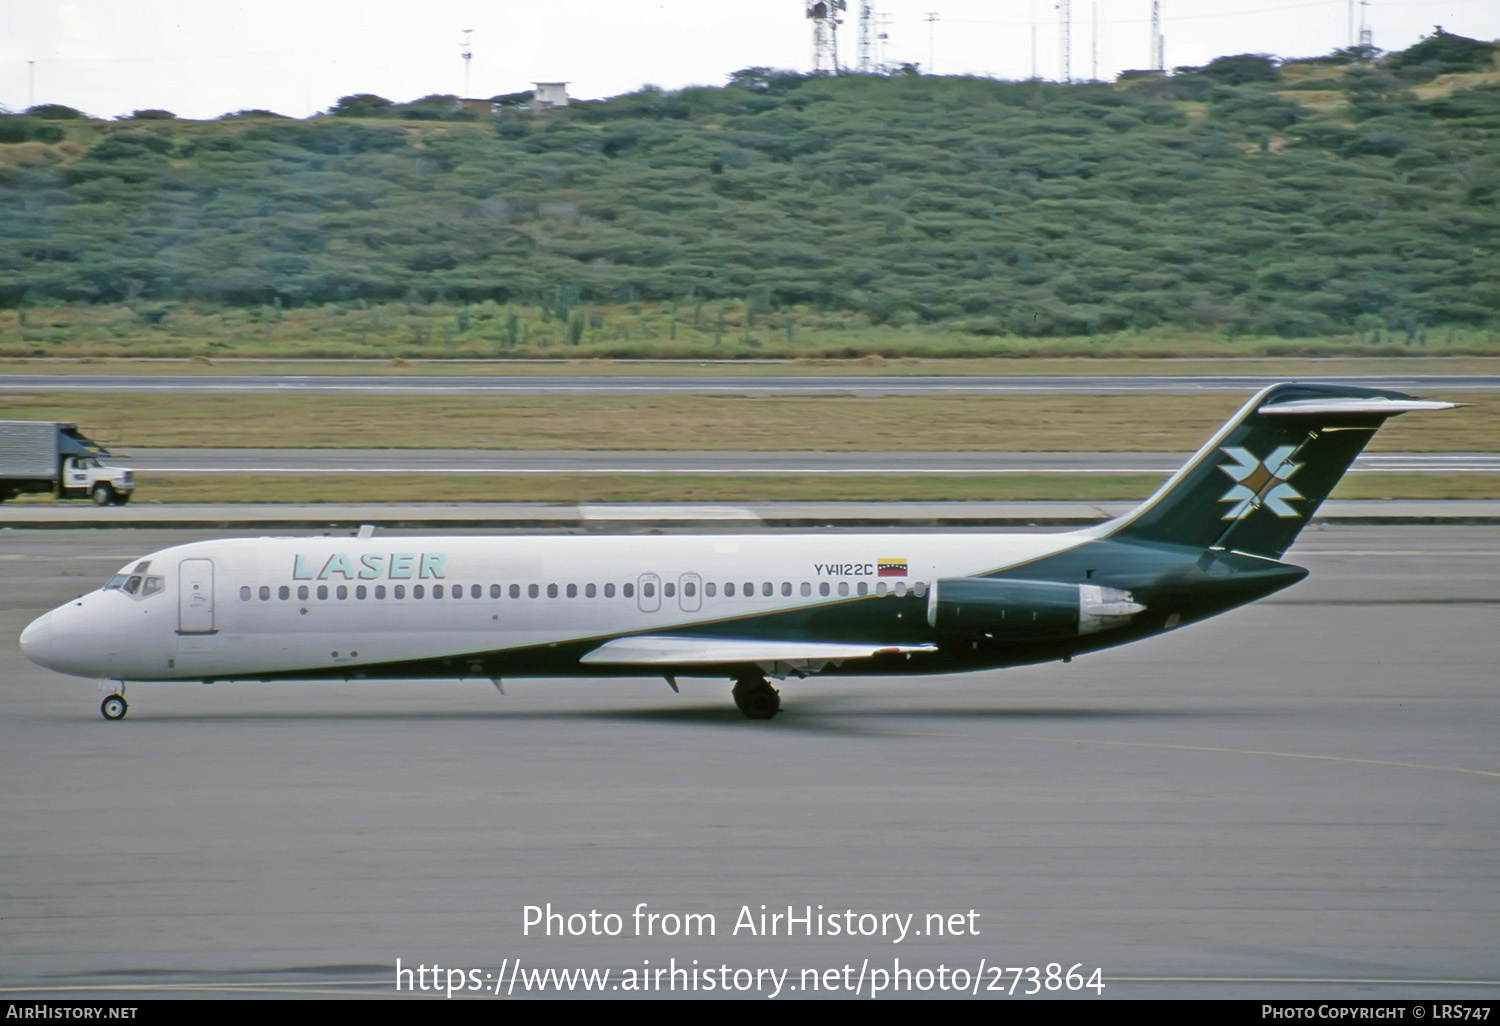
[0,421,136,505]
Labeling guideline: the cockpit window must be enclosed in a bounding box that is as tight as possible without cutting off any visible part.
[106,571,164,599]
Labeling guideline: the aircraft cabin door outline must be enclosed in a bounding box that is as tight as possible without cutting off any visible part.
[177,558,217,634]
[637,573,661,613]
[679,573,702,613]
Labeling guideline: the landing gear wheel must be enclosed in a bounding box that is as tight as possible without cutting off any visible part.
[731,675,781,720]
[101,694,128,720]
[91,484,113,506]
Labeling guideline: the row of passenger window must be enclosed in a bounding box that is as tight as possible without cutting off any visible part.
[237,579,927,602]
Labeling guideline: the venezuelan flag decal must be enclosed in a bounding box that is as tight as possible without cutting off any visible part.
[877,558,908,578]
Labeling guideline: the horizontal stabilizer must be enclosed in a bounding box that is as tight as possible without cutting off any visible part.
[1258,397,1462,416]
[580,635,937,667]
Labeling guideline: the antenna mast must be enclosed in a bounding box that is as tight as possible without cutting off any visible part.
[807,2,847,74]
[461,28,473,97]
[1091,1,1099,81]
[1031,1,1038,79]
[1150,1,1164,72]
[926,12,939,74]
[1057,0,1072,83]
[1358,0,1373,50]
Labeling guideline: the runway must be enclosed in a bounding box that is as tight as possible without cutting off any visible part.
[118,447,1500,476]
[3,372,1498,396]
[1,524,1496,999]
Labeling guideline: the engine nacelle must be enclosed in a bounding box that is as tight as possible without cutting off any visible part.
[925,577,1145,639]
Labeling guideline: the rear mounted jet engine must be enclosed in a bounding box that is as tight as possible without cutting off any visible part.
[926,578,1145,639]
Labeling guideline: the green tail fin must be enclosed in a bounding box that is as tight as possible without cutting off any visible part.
[1103,382,1458,560]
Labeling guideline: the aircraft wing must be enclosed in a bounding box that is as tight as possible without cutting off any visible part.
[579,635,937,667]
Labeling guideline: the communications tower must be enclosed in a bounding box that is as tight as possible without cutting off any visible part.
[856,2,886,73]
[808,1,847,74]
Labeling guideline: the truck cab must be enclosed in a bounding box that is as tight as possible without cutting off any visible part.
[61,454,135,505]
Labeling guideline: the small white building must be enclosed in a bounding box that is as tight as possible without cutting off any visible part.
[533,82,570,109]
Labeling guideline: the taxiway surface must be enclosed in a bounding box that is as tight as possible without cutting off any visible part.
[1,525,1496,999]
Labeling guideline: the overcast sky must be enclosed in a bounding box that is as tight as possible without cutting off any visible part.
[3,1,1498,120]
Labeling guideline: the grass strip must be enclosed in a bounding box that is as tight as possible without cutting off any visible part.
[2,392,1491,454]
[8,473,1488,505]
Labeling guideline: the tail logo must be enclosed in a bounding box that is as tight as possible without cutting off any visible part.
[1218,446,1304,520]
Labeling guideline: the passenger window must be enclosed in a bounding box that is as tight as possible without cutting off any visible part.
[604,583,615,598]
[762,582,773,597]
[745,582,754,596]
[511,584,522,598]
[913,581,928,597]
[356,586,367,599]
[876,582,888,596]
[800,582,811,597]
[820,582,830,597]
[473,585,483,599]
[490,584,501,598]
[413,585,425,599]
[279,586,290,600]
[725,582,735,597]
[857,582,869,596]
[528,584,539,598]
[547,583,558,599]
[664,582,675,598]
[684,581,696,598]
[451,586,461,599]
[705,582,716,598]
[894,581,907,597]
[838,582,849,597]
[643,582,656,598]
[623,583,634,598]
[434,585,445,598]
[585,583,596,598]
[394,585,406,599]
[781,582,792,597]
[317,586,329,600]
[336,585,348,600]
[298,585,310,600]
[566,584,578,598]
[375,585,386,599]
[259,585,271,601]
[240,586,251,601]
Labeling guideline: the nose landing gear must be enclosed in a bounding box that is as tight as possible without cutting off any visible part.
[731,673,781,720]
[99,681,127,720]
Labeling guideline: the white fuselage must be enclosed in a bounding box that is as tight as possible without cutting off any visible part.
[21,529,1091,683]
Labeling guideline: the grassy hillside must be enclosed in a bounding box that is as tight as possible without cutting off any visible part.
[1,32,1497,358]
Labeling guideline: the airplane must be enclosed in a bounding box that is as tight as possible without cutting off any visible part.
[19,382,1458,721]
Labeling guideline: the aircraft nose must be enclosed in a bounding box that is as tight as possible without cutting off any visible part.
[19,611,53,669]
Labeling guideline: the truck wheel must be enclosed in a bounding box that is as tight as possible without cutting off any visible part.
[112,492,131,506]
[91,484,113,506]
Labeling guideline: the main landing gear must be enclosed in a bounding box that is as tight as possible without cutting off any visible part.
[731,673,781,720]
[100,682,127,720]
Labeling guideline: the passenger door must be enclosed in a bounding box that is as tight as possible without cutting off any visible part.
[178,558,216,634]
